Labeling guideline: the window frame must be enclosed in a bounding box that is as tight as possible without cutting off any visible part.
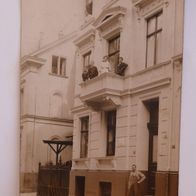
[108,35,120,72]
[83,51,91,70]
[145,11,163,67]
[100,181,112,196]
[80,116,89,158]
[51,55,67,77]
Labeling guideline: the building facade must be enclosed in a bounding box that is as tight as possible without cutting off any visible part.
[70,0,184,196]
[20,32,78,193]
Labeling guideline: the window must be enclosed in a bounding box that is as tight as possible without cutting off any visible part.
[51,56,66,76]
[146,12,162,67]
[106,110,116,156]
[86,0,93,15]
[83,51,91,69]
[52,56,58,74]
[100,182,112,196]
[80,116,89,158]
[108,36,120,72]
[75,176,85,196]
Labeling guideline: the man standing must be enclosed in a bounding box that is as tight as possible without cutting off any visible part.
[127,164,146,196]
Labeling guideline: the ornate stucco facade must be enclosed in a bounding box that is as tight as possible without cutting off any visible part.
[20,0,184,195]
[70,0,184,196]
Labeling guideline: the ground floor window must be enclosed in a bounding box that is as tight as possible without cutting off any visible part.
[106,110,116,156]
[80,116,89,158]
[75,176,85,196]
[100,182,112,196]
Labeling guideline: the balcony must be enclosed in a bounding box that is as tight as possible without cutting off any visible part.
[79,72,124,110]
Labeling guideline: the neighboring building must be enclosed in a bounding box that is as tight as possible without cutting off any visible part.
[20,32,78,192]
[70,0,184,196]
[20,1,84,193]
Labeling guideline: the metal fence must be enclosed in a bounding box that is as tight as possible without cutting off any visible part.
[37,162,71,196]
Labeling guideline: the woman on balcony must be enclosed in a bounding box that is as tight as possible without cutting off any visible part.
[99,55,112,74]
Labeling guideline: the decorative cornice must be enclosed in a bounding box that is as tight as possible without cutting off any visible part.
[126,60,171,79]
[133,0,155,8]
[21,114,73,124]
[20,56,46,71]
[102,0,119,10]
[122,77,171,96]
[71,105,89,114]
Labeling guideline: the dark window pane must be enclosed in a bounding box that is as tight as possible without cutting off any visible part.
[60,58,66,76]
[52,56,58,74]
[106,111,116,156]
[80,116,89,158]
[86,0,93,15]
[156,32,162,64]
[108,36,120,71]
[83,52,91,69]
[100,182,112,196]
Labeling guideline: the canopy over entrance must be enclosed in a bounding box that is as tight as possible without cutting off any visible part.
[43,139,73,165]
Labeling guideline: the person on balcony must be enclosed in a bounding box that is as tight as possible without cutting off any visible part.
[99,55,112,74]
[116,57,128,76]
[127,164,146,196]
[88,61,98,79]
[82,66,89,81]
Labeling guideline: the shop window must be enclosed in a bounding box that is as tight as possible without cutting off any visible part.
[106,110,116,156]
[100,182,112,196]
[108,36,120,72]
[146,12,163,67]
[80,116,89,158]
[51,56,66,76]
[86,0,93,15]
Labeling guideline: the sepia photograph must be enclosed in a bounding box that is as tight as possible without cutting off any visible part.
[20,0,184,196]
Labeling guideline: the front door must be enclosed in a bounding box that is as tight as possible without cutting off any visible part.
[146,100,159,195]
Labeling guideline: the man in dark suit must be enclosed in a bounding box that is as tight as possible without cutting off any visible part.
[116,57,128,76]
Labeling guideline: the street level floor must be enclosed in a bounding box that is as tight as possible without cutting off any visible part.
[20,193,36,196]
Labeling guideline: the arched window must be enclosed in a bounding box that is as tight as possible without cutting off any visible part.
[50,92,63,118]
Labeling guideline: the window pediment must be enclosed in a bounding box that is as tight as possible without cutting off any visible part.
[74,29,95,49]
[93,6,126,39]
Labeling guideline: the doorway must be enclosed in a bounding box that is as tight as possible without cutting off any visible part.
[144,99,159,195]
